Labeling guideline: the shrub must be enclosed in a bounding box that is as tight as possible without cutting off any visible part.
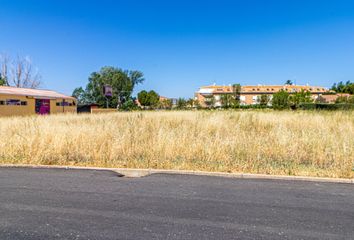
[120,99,139,111]
[272,90,290,110]
[299,103,354,110]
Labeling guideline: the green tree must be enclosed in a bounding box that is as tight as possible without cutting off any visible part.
[120,99,139,111]
[272,90,290,110]
[331,81,354,94]
[81,66,144,108]
[285,80,293,85]
[186,98,196,109]
[232,84,241,103]
[221,94,237,108]
[176,98,187,109]
[72,87,88,104]
[258,94,270,107]
[148,90,160,108]
[0,74,6,86]
[193,99,201,109]
[137,90,149,107]
[137,90,159,108]
[289,90,313,108]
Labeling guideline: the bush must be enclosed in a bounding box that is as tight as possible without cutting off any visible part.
[299,103,354,110]
[232,104,270,110]
[272,90,290,110]
[120,99,139,111]
[137,90,159,108]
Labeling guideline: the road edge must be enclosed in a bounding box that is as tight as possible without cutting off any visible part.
[0,164,353,184]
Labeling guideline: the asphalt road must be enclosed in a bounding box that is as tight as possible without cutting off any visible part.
[0,168,353,240]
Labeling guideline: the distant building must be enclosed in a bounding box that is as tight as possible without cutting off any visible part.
[77,103,99,113]
[0,86,77,117]
[159,96,169,102]
[195,84,329,107]
[160,96,179,106]
[319,93,351,103]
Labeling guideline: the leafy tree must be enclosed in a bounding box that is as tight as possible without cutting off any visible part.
[193,99,201,109]
[137,90,159,108]
[120,99,139,111]
[137,90,149,107]
[0,74,6,86]
[79,66,144,108]
[232,84,241,103]
[72,87,88,104]
[176,98,187,109]
[186,98,196,108]
[221,94,237,108]
[272,90,290,110]
[331,81,354,94]
[258,94,271,106]
[285,80,293,85]
[289,90,313,108]
[148,90,160,107]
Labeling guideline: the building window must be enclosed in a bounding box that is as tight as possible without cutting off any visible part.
[6,99,21,105]
[20,101,27,106]
[0,100,4,105]
[57,101,70,106]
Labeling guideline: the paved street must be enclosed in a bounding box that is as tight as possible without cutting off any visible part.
[0,168,353,240]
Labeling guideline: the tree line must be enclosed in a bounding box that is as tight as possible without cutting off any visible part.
[1,56,353,111]
[331,81,354,95]
[72,69,354,111]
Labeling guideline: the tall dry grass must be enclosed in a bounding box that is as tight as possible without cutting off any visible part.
[0,111,353,178]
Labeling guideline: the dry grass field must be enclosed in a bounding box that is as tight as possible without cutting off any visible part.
[0,110,353,178]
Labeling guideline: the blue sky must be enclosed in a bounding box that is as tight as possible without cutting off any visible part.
[1,0,354,98]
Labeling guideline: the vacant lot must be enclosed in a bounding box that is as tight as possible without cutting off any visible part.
[0,111,353,178]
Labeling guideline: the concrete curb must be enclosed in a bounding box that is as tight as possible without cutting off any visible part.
[0,164,353,184]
